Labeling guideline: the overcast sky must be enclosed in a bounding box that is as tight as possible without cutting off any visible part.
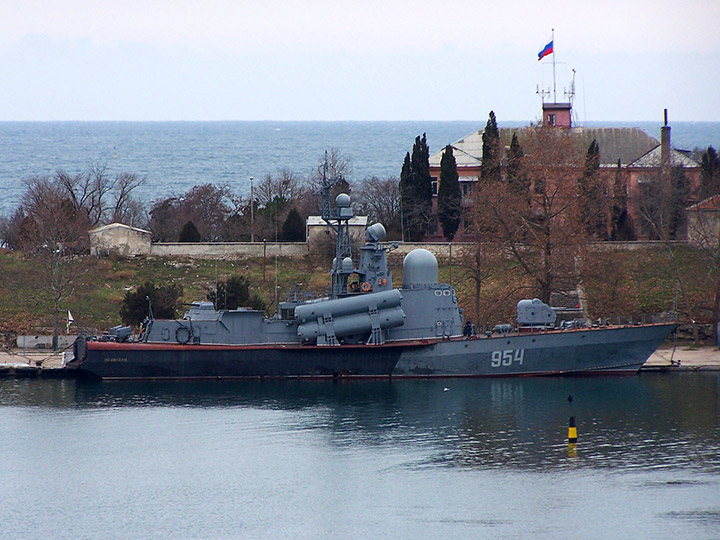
[1,0,718,122]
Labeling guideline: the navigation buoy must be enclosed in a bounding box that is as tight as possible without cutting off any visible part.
[568,416,577,443]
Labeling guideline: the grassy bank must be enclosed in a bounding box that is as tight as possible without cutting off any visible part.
[0,244,714,341]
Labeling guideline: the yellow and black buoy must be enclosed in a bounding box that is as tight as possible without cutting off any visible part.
[567,415,578,457]
[568,416,578,443]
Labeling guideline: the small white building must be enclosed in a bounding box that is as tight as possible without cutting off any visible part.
[89,223,152,257]
[306,216,368,247]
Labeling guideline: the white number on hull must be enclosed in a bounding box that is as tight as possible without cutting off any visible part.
[491,349,525,368]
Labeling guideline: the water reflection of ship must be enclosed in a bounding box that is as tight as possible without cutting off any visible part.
[28,375,712,471]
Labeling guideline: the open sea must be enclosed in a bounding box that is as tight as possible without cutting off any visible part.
[1,120,720,217]
[1,374,719,540]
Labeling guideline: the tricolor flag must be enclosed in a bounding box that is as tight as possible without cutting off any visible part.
[538,40,554,61]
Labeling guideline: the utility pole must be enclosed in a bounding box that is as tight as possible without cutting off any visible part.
[250,176,255,243]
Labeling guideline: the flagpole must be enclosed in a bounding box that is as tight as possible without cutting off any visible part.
[552,28,556,102]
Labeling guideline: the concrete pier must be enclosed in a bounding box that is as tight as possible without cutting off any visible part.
[0,349,72,378]
[642,344,720,372]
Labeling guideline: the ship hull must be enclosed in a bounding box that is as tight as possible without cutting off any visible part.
[71,323,676,380]
[72,340,413,380]
[393,323,675,377]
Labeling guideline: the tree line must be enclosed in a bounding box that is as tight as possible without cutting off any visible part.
[0,149,408,250]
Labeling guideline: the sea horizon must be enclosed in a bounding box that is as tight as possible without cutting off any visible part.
[1,119,719,218]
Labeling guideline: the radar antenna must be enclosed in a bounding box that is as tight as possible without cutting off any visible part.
[317,151,354,298]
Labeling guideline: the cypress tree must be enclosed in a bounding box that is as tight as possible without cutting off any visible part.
[579,140,606,238]
[281,207,305,242]
[178,220,201,242]
[399,152,412,240]
[610,159,636,241]
[583,140,600,179]
[437,145,462,241]
[120,281,183,326]
[399,134,433,241]
[668,166,690,240]
[207,275,266,311]
[481,111,501,184]
[700,146,720,200]
[507,132,529,200]
[410,133,433,240]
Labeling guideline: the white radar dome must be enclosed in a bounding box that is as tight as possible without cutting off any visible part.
[402,249,438,288]
[335,193,351,208]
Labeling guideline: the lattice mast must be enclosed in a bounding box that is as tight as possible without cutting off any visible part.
[319,152,354,298]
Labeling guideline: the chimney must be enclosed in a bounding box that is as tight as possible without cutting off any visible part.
[661,108,671,168]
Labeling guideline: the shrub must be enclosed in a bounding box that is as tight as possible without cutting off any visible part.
[119,281,183,326]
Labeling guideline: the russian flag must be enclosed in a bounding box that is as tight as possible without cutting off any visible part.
[538,40,553,61]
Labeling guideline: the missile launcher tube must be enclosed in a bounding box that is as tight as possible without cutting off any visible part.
[294,289,402,324]
[297,306,405,342]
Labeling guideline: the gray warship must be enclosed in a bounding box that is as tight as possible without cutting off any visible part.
[70,174,676,380]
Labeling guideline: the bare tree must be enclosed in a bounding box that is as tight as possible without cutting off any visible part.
[687,199,720,345]
[637,167,699,340]
[308,147,352,191]
[148,197,183,242]
[457,242,510,328]
[110,173,147,226]
[256,169,307,207]
[8,177,91,341]
[148,184,232,241]
[20,176,91,250]
[305,148,353,216]
[580,248,638,319]
[54,166,114,227]
[471,127,590,303]
[354,176,401,239]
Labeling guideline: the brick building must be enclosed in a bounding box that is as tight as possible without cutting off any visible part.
[427,105,700,241]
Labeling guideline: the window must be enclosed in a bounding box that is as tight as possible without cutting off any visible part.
[431,177,438,195]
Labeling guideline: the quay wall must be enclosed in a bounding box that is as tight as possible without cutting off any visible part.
[149,242,308,258]
[93,230,687,261]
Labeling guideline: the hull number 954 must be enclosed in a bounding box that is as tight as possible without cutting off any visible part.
[491,349,525,368]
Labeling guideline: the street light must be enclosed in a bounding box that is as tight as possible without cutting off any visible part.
[250,176,254,243]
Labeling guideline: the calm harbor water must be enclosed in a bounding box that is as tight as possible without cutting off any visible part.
[1,374,719,539]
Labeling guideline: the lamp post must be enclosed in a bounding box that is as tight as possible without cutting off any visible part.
[250,176,254,243]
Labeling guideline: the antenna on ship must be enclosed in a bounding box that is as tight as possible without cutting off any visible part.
[318,151,353,298]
